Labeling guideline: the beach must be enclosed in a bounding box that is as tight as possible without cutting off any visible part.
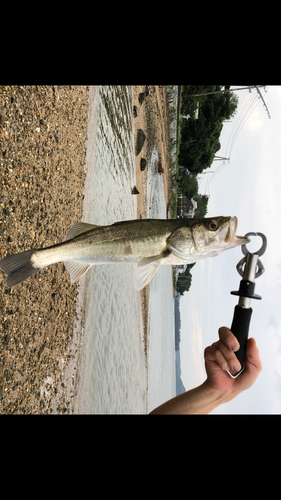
[133,85,172,355]
[0,85,172,413]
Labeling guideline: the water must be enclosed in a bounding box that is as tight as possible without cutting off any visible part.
[146,146,176,412]
[75,86,175,414]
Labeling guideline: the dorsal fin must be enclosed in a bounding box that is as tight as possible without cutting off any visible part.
[65,222,100,241]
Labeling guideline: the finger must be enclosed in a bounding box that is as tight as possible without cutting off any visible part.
[245,338,262,373]
[219,326,240,352]
[212,340,241,374]
[235,338,262,390]
[204,345,230,372]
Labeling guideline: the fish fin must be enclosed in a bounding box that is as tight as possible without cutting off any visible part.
[65,222,100,241]
[64,261,92,282]
[0,250,41,287]
[167,246,200,264]
[133,252,169,290]
[137,251,169,267]
[133,262,160,291]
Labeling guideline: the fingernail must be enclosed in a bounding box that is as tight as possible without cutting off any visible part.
[232,364,241,373]
[230,342,240,352]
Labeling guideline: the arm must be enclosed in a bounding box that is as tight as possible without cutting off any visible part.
[150,327,262,414]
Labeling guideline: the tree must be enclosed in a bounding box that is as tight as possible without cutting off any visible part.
[194,194,209,217]
[178,86,239,175]
[176,264,196,295]
[174,86,239,295]
[180,174,198,198]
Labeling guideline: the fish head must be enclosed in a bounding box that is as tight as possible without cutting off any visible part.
[192,216,250,259]
[167,216,249,263]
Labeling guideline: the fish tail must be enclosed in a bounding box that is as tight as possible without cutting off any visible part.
[0,250,41,287]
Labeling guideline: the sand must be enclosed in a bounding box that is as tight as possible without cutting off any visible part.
[133,85,172,359]
[0,85,89,413]
[0,85,172,413]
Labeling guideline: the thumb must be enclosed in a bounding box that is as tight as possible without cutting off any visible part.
[244,337,262,376]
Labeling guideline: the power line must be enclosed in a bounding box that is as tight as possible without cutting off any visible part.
[195,86,270,197]
[185,85,265,98]
[255,85,271,119]
[227,92,259,159]
[205,86,269,194]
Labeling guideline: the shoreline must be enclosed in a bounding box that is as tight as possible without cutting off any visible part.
[0,85,171,414]
[70,86,172,412]
[133,85,172,360]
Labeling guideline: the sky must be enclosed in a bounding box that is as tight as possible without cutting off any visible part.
[179,86,281,413]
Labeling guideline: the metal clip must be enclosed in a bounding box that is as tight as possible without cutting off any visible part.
[227,362,245,379]
[236,232,267,279]
[227,232,267,379]
[231,232,267,308]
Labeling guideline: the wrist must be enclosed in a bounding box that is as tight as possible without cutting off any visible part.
[201,380,237,411]
[150,378,238,415]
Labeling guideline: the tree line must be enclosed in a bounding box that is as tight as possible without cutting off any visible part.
[178,85,238,174]
[174,85,239,294]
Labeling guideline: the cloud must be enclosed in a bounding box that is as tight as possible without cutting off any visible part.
[191,309,203,357]
[275,355,281,377]
[189,308,206,383]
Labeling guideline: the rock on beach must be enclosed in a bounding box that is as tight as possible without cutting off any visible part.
[0,85,89,414]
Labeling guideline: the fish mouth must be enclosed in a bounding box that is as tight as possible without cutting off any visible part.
[218,217,250,247]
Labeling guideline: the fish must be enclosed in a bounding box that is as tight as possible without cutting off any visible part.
[0,216,249,290]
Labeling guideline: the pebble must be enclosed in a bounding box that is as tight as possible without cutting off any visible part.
[0,85,89,414]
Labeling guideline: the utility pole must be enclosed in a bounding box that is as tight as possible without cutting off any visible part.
[213,156,230,162]
[186,85,266,98]
[255,85,271,119]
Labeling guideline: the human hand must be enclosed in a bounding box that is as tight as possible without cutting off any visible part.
[150,326,262,414]
[204,326,262,402]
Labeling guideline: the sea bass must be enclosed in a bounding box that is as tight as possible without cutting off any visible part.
[0,216,249,290]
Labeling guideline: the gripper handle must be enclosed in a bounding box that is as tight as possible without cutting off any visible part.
[230,305,253,369]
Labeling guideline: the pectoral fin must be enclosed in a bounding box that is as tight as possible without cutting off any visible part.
[166,244,190,262]
[137,251,169,267]
[133,262,160,290]
[64,261,92,282]
[167,242,201,263]
[133,252,169,290]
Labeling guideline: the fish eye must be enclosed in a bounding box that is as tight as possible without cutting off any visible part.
[209,220,217,231]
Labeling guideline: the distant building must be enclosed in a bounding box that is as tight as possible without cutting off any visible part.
[181,101,199,121]
[175,263,188,279]
[179,196,197,218]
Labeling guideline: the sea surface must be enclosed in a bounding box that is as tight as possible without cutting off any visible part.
[74,86,175,413]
